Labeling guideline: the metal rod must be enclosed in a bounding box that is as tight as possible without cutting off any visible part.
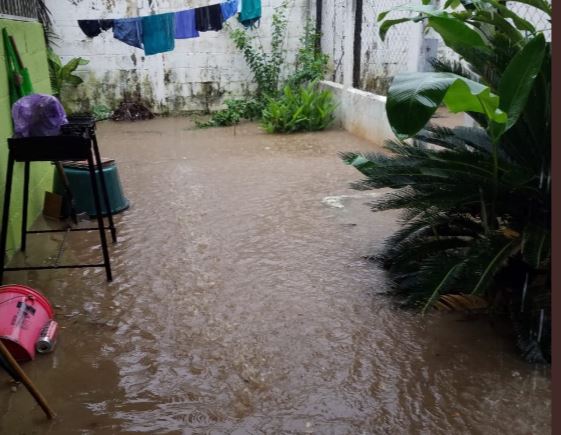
[26,227,113,234]
[0,340,55,419]
[0,155,15,285]
[91,134,117,242]
[87,154,112,281]
[21,161,30,252]
[5,264,106,271]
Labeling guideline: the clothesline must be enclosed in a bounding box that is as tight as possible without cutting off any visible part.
[78,0,261,56]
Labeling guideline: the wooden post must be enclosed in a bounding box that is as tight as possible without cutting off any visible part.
[0,340,55,419]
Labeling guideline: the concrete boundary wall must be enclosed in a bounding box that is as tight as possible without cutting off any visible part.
[320,80,394,146]
[46,0,311,115]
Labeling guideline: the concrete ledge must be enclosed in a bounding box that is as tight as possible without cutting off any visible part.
[320,80,395,145]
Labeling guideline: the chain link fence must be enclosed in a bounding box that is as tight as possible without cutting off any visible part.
[319,0,550,95]
[359,0,418,94]
[508,1,551,40]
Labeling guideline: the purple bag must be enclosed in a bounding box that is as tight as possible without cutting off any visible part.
[12,94,68,137]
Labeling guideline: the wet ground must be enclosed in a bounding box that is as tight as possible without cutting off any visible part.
[0,119,551,434]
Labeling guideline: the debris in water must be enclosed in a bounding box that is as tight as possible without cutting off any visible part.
[112,100,155,122]
[321,192,382,209]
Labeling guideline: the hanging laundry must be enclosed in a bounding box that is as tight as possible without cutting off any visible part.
[239,0,261,28]
[195,4,224,32]
[220,0,239,22]
[99,19,115,31]
[78,20,103,38]
[113,18,143,49]
[142,13,175,55]
[78,0,242,50]
[175,9,199,39]
[78,19,114,38]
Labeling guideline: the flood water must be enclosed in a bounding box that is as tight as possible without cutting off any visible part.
[0,119,550,434]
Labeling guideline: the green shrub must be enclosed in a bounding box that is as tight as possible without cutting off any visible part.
[196,98,264,128]
[287,21,329,89]
[229,1,289,99]
[261,83,335,133]
[200,3,330,131]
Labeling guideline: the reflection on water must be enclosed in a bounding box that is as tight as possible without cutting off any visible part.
[0,119,550,434]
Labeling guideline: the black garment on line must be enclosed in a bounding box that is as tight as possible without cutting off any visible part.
[78,20,102,37]
[195,4,224,32]
[99,19,115,31]
[78,19,114,38]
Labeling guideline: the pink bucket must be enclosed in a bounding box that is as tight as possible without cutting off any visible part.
[0,285,55,362]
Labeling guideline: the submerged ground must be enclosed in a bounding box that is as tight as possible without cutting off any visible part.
[0,119,550,434]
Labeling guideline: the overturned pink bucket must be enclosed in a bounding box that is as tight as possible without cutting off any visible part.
[0,285,54,362]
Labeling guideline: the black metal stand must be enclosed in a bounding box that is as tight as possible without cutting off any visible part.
[0,134,114,284]
[63,115,117,241]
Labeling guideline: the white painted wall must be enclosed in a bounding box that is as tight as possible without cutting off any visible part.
[320,80,394,145]
[46,0,311,114]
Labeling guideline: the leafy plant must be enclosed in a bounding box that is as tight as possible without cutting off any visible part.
[202,7,329,130]
[261,82,335,133]
[92,104,113,121]
[229,1,290,99]
[196,98,264,128]
[343,0,551,362]
[47,48,89,99]
[286,21,329,88]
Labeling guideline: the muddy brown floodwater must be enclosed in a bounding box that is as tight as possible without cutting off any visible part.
[0,119,550,434]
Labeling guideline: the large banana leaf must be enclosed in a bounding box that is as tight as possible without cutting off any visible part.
[378,5,489,57]
[386,72,506,139]
[489,34,546,138]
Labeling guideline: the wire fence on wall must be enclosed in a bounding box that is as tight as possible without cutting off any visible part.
[359,0,418,94]
[319,0,551,95]
[508,1,552,40]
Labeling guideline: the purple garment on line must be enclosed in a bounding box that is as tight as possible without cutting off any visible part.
[174,9,199,39]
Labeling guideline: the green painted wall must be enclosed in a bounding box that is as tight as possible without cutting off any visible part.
[0,19,53,261]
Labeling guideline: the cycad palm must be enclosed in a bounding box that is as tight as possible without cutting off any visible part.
[343,0,550,362]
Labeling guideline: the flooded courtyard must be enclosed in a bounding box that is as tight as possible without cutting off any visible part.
[0,119,550,434]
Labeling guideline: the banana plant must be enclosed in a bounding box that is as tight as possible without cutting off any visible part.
[47,48,89,99]
[379,1,548,143]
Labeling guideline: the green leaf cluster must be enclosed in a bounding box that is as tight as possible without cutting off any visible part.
[344,0,551,361]
[204,5,330,132]
[47,48,89,99]
[261,82,335,133]
[196,98,264,128]
[229,1,290,99]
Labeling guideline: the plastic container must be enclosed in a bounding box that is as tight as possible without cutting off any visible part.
[54,162,129,217]
[0,285,55,362]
